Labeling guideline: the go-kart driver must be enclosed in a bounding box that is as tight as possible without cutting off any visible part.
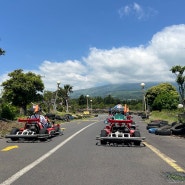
[31,105,49,128]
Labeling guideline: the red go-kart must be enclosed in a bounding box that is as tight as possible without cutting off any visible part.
[5,118,63,142]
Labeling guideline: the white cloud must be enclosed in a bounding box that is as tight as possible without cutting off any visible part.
[118,2,158,20]
[1,24,185,91]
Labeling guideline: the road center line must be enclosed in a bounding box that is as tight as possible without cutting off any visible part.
[0,121,98,185]
[143,141,185,173]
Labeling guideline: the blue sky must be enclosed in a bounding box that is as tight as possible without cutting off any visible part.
[0,0,185,91]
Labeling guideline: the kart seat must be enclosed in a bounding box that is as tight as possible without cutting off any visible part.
[114,113,125,120]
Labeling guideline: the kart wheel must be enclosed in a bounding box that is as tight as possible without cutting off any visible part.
[133,130,141,146]
[39,128,47,134]
[134,130,141,137]
[100,130,107,145]
[54,125,60,132]
[100,130,107,137]
[39,128,48,141]
[10,128,19,141]
[100,140,107,145]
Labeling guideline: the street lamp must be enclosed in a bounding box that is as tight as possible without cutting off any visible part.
[140,82,147,118]
[178,104,183,109]
[53,81,61,112]
[86,95,89,111]
[90,99,92,114]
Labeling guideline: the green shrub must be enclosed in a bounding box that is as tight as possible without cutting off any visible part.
[0,104,16,120]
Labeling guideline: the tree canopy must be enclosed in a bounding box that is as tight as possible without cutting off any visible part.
[1,69,44,115]
[146,83,179,111]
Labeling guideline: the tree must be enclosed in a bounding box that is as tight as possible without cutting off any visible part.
[146,83,179,111]
[63,84,73,112]
[42,90,54,113]
[104,95,115,104]
[152,91,179,111]
[0,48,5,55]
[1,69,44,115]
[78,95,86,106]
[56,84,73,112]
[170,65,185,106]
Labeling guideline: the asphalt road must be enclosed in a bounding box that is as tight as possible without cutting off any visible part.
[0,114,185,185]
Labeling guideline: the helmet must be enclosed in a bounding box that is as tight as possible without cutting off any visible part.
[33,105,41,113]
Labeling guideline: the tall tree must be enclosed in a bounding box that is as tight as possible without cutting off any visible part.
[1,69,44,115]
[56,84,73,112]
[78,95,86,106]
[42,90,54,113]
[146,83,179,111]
[170,65,185,106]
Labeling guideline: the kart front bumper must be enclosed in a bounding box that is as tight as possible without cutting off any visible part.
[96,136,146,143]
[5,134,49,140]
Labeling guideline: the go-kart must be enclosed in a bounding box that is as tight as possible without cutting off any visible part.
[97,117,145,146]
[97,104,145,146]
[5,117,63,142]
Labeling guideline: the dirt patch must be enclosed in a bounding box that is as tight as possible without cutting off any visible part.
[0,120,23,137]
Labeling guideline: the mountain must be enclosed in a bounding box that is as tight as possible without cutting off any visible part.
[70,82,176,100]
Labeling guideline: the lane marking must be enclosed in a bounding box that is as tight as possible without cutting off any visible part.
[0,121,98,185]
[143,141,185,172]
[1,146,19,152]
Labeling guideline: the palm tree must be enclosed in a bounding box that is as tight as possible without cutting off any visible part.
[63,84,73,112]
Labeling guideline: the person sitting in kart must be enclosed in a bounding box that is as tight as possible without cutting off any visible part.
[31,105,49,128]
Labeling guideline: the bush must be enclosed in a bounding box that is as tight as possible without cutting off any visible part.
[0,104,16,120]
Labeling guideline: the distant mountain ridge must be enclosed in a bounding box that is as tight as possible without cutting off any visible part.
[70,82,177,100]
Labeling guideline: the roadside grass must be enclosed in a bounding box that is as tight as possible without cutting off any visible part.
[148,110,182,124]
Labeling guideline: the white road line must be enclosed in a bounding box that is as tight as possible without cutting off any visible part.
[0,121,98,185]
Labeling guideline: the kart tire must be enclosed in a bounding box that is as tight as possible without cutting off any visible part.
[155,129,171,136]
[10,128,19,141]
[100,130,107,145]
[100,140,107,145]
[39,128,48,141]
[45,113,56,119]
[154,122,177,132]
[39,128,47,134]
[54,125,60,132]
[147,120,168,127]
[133,130,141,146]
[159,125,172,130]
[171,122,178,127]
[171,124,185,135]
[100,130,107,137]
[134,130,141,137]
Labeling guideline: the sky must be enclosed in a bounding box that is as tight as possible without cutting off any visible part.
[0,0,185,92]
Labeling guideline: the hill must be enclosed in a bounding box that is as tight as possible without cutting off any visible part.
[70,82,176,100]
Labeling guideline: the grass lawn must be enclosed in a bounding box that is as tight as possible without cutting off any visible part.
[148,110,184,124]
